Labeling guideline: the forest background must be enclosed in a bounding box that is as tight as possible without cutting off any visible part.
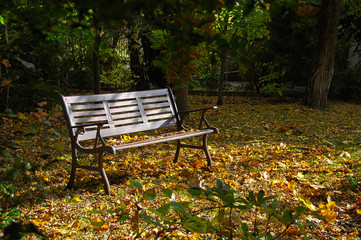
[1,0,361,239]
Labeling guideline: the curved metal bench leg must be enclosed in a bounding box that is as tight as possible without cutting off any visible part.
[98,153,110,195]
[66,146,77,189]
[203,135,212,167]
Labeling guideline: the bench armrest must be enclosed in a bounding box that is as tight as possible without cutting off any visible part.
[178,106,217,115]
[72,121,109,148]
[178,106,217,131]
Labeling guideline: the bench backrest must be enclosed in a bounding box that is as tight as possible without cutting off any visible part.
[60,88,180,141]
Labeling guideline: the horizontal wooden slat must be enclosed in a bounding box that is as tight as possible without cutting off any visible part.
[141,96,168,104]
[112,112,141,120]
[64,88,169,104]
[72,109,106,117]
[143,102,170,109]
[145,108,172,116]
[113,117,143,126]
[108,99,137,108]
[110,105,140,113]
[77,118,178,141]
[147,113,174,121]
[74,115,108,124]
[71,103,104,110]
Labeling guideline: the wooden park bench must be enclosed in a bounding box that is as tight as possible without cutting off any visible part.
[59,88,219,194]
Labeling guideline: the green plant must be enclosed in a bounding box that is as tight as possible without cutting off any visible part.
[126,179,321,239]
[0,206,20,230]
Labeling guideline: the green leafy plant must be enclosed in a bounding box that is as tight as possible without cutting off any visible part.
[0,206,20,230]
[127,178,321,239]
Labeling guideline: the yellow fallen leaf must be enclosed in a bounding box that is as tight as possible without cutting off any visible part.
[299,196,316,211]
[69,219,82,228]
[100,223,109,230]
[356,209,361,215]
[72,197,82,202]
[17,112,28,120]
[100,204,107,211]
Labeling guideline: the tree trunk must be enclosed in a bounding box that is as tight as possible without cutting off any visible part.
[305,0,341,108]
[217,59,226,105]
[93,16,101,94]
[174,83,188,113]
[129,22,150,91]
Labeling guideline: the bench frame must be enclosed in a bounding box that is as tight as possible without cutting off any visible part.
[60,87,219,194]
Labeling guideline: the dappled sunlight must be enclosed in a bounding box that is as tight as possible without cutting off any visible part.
[1,95,361,239]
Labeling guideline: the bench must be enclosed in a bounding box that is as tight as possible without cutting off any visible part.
[59,87,219,194]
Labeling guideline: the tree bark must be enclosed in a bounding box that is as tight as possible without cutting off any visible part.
[217,59,226,105]
[93,15,101,94]
[175,83,188,113]
[129,22,150,91]
[305,0,341,108]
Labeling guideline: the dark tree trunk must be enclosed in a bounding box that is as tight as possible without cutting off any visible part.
[174,83,188,113]
[93,15,101,94]
[129,22,150,91]
[217,59,226,105]
[305,0,341,108]
[142,35,167,88]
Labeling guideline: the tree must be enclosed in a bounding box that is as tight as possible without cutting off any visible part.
[92,10,102,94]
[202,1,270,105]
[128,19,150,91]
[305,0,341,108]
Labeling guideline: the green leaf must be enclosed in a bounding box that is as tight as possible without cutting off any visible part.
[241,222,249,235]
[91,208,104,214]
[235,204,252,211]
[140,214,162,227]
[0,15,5,25]
[212,208,225,223]
[219,193,235,206]
[144,192,157,201]
[106,209,117,214]
[295,206,306,216]
[129,179,143,190]
[216,179,224,190]
[271,201,281,210]
[183,220,207,233]
[171,202,188,215]
[152,203,171,220]
[163,188,173,199]
[90,220,105,228]
[257,190,265,205]
[282,208,293,224]
[248,190,257,205]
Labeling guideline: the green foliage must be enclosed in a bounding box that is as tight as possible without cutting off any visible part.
[0,207,20,230]
[100,47,133,91]
[261,1,318,87]
[258,62,292,97]
[126,178,321,239]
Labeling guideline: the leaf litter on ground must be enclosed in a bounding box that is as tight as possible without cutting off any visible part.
[1,95,361,239]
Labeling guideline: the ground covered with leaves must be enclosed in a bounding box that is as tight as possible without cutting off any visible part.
[1,95,361,239]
